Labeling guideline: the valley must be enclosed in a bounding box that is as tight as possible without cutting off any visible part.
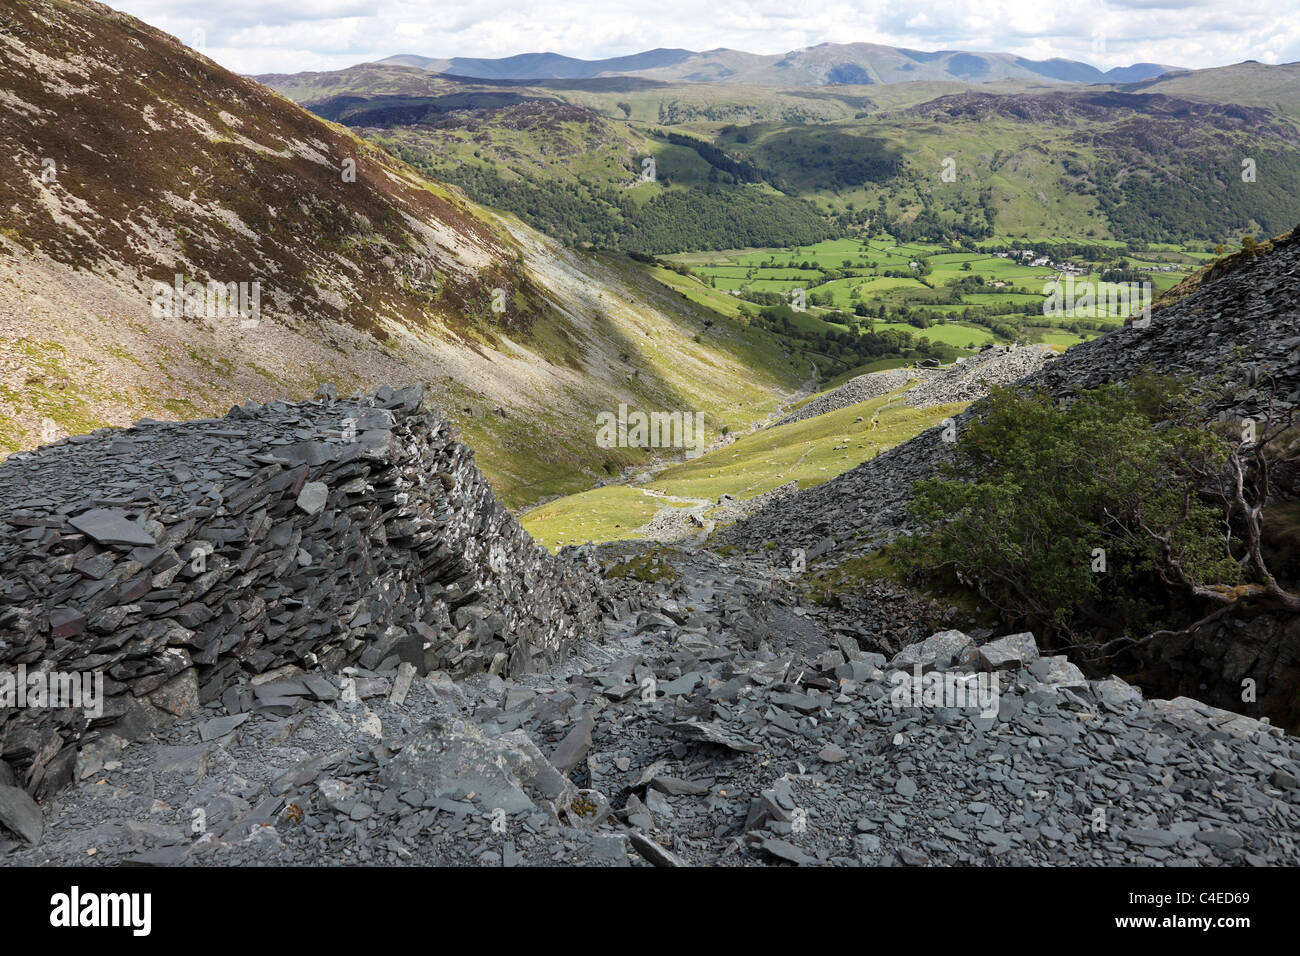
[0,3,808,510]
[522,379,965,550]
[1,0,1299,880]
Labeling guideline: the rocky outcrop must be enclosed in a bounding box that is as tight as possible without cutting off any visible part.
[772,346,1057,429]
[0,385,601,800]
[899,344,1057,407]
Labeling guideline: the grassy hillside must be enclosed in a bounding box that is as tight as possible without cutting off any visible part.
[261,66,1300,251]
[523,382,964,549]
[364,103,835,252]
[0,0,805,510]
[1122,62,1300,121]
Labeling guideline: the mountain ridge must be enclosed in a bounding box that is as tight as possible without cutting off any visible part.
[368,42,1180,87]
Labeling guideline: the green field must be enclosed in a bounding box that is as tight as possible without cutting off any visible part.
[878,322,996,348]
[658,235,1199,361]
[522,485,694,551]
[522,383,967,550]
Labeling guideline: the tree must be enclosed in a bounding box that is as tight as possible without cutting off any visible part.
[899,376,1297,649]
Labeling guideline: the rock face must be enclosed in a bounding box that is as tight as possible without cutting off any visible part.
[0,385,601,798]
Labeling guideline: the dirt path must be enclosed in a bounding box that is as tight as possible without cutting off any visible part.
[520,361,819,521]
[621,362,818,543]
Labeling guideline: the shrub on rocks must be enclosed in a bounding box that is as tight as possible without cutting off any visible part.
[900,375,1297,648]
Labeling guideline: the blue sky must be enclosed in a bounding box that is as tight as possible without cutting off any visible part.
[105,0,1300,76]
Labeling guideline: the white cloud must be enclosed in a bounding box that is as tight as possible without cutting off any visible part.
[104,0,1300,75]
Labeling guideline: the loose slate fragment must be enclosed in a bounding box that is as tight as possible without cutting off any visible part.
[389,662,417,706]
[668,720,760,753]
[759,836,814,865]
[199,713,251,742]
[819,744,849,764]
[302,675,339,701]
[650,776,710,796]
[628,831,686,867]
[978,632,1040,671]
[68,508,157,548]
[296,481,329,516]
[124,845,192,867]
[551,713,595,775]
[49,607,87,638]
[888,630,974,672]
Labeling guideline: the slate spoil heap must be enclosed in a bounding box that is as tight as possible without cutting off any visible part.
[772,346,1057,429]
[0,385,601,805]
[4,548,1298,865]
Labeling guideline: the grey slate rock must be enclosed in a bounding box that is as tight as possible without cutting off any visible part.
[668,721,760,753]
[650,776,709,796]
[1028,656,1086,685]
[759,836,814,865]
[296,481,329,515]
[979,632,1040,671]
[888,630,974,673]
[591,833,630,866]
[1270,769,1297,790]
[198,713,250,742]
[629,830,686,867]
[551,713,595,775]
[0,389,605,804]
[819,744,849,763]
[1195,829,1244,850]
[0,784,44,844]
[69,508,157,548]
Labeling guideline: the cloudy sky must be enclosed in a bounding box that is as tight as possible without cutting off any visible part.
[104,0,1300,76]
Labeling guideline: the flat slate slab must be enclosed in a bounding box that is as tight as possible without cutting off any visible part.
[668,720,760,753]
[68,508,156,548]
[199,713,251,742]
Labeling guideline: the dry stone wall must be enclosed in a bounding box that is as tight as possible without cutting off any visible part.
[0,384,601,798]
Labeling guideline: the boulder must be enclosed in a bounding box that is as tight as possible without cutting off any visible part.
[978,632,1040,671]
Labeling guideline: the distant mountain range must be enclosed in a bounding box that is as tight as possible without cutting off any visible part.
[377,43,1180,86]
